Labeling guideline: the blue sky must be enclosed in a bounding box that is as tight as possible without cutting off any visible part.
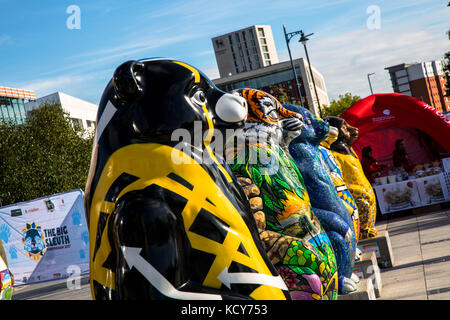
[0,0,449,104]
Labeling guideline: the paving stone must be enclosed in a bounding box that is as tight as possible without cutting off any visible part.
[420,242,450,261]
[379,208,450,300]
[423,261,450,297]
[379,266,426,300]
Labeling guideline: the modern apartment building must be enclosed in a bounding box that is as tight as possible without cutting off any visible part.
[25,92,98,132]
[0,86,36,124]
[211,25,279,78]
[385,60,449,113]
[213,58,329,117]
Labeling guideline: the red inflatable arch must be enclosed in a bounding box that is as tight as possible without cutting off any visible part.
[340,93,450,169]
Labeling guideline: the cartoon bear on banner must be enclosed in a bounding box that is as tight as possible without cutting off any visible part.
[84,59,290,300]
[283,104,359,294]
[319,126,360,242]
[227,89,339,300]
[325,117,378,240]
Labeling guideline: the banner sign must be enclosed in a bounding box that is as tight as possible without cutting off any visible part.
[0,189,89,285]
[374,173,450,214]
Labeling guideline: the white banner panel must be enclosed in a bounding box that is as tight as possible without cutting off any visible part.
[0,189,89,285]
[374,173,450,214]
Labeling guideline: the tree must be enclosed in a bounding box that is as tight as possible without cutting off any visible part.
[0,103,94,206]
[267,85,302,106]
[321,93,361,117]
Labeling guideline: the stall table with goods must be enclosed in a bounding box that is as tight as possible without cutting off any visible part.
[373,159,450,214]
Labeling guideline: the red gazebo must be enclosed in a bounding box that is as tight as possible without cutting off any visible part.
[340,93,450,169]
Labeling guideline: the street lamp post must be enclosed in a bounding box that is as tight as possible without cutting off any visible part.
[283,24,306,109]
[367,72,375,95]
[299,30,322,118]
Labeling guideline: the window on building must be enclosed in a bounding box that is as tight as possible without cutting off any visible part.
[260,38,267,45]
[264,53,270,60]
[242,31,247,41]
[249,29,254,39]
[71,118,83,130]
[86,120,96,128]
[265,60,271,66]
[235,33,240,42]
[262,46,268,52]
[235,67,240,74]
[228,35,233,45]
[258,28,265,37]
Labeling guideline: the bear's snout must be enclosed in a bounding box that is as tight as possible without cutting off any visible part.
[215,93,248,123]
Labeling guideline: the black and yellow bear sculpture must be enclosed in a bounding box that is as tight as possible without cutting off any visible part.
[84,58,290,300]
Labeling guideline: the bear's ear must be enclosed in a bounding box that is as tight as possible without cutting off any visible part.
[113,60,144,104]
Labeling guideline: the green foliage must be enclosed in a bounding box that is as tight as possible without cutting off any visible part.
[0,103,94,206]
[268,85,302,105]
[321,93,361,117]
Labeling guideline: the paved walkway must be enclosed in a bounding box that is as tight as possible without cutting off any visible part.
[376,207,450,300]
[12,276,91,300]
[11,206,450,300]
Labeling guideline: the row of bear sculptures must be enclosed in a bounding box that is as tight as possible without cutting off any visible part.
[84,59,378,300]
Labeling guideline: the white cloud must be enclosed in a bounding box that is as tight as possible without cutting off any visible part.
[10,69,111,103]
[279,23,449,102]
[201,67,220,80]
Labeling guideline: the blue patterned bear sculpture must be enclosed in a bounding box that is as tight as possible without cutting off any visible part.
[283,104,358,294]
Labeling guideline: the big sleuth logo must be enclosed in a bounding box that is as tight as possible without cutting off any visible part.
[43,226,71,249]
[22,222,47,262]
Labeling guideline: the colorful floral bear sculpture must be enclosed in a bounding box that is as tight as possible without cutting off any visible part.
[325,116,378,240]
[319,126,360,242]
[283,104,359,294]
[84,59,291,300]
[227,88,338,300]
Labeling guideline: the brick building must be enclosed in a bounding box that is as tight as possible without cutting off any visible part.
[385,60,449,113]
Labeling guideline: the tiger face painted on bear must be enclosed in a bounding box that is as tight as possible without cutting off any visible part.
[235,88,303,149]
[84,59,290,300]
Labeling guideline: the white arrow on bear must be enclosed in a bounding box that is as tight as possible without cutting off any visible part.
[122,246,222,300]
[217,267,288,291]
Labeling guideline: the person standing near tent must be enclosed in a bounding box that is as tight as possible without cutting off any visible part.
[392,139,414,173]
[361,146,386,183]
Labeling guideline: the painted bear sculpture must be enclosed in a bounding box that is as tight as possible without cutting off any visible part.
[283,104,359,294]
[227,89,339,300]
[84,59,290,300]
[319,126,360,242]
[325,116,378,240]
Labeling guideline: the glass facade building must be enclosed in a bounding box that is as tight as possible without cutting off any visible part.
[0,86,36,124]
[217,67,302,93]
[213,58,330,117]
